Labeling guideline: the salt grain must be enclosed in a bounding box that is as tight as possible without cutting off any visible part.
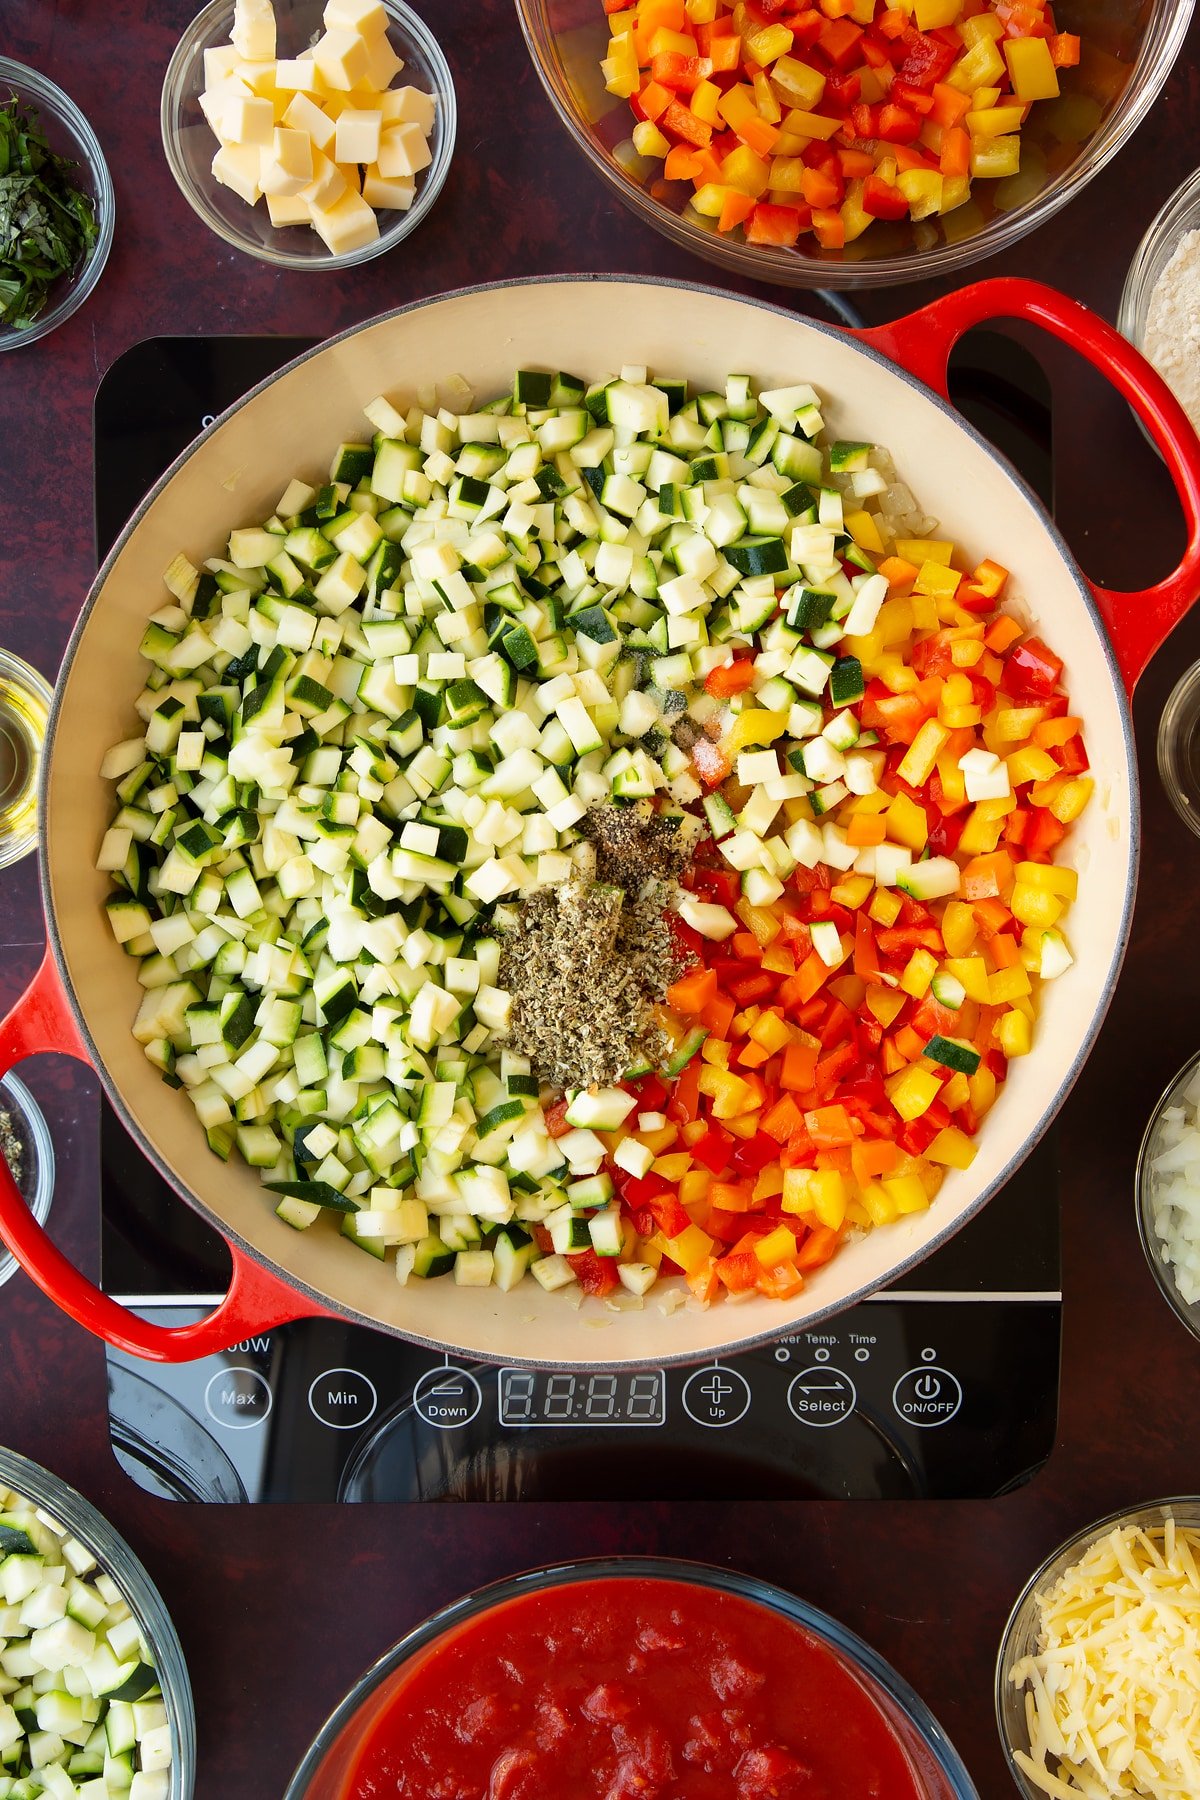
[1144,229,1200,433]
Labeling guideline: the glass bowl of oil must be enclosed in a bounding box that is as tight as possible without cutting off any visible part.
[0,649,52,869]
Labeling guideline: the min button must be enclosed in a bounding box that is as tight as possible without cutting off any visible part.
[308,1368,378,1430]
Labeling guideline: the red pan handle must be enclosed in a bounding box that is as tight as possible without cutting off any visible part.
[853,276,1200,696]
[0,950,327,1362]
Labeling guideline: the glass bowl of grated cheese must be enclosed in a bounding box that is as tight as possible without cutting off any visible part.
[1118,166,1200,447]
[1135,1050,1200,1341]
[996,1499,1200,1800]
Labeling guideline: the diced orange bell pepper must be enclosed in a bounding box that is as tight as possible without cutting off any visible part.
[668,967,718,1014]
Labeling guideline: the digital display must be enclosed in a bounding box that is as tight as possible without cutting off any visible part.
[498,1368,666,1428]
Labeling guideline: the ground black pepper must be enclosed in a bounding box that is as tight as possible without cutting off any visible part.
[580,800,698,893]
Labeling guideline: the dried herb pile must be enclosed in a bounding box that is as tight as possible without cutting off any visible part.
[0,95,98,330]
[498,804,693,1091]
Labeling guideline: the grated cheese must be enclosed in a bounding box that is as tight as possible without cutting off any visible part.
[1008,1521,1200,1799]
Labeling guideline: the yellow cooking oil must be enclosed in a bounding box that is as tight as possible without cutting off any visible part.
[0,655,50,868]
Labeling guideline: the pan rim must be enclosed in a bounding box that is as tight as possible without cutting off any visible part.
[39,273,1139,1364]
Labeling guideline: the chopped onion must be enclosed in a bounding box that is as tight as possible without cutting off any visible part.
[1147,1071,1200,1305]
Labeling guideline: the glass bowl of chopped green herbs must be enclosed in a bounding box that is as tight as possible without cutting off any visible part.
[0,1071,55,1290]
[0,59,114,351]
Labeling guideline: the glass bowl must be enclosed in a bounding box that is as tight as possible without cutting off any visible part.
[0,1445,196,1800]
[0,646,52,870]
[160,0,456,269]
[995,1498,1200,1798]
[0,1071,55,1291]
[285,1557,979,1799]
[514,0,1195,288]
[1118,163,1200,413]
[1156,661,1200,842]
[0,59,115,350]
[1135,1047,1200,1340]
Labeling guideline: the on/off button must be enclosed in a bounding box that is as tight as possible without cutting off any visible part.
[892,1366,962,1427]
[307,1368,378,1430]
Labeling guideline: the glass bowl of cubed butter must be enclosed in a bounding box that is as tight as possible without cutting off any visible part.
[161,0,455,267]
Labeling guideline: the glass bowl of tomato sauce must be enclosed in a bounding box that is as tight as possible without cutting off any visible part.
[284,1558,979,1800]
[514,0,1190,287]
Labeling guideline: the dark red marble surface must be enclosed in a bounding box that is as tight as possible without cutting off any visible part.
[4,3,1200,1796]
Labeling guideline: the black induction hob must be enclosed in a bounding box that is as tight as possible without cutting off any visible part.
[93,325,1060,1505]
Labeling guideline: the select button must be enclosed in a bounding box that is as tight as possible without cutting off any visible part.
[308,1368,378,1430]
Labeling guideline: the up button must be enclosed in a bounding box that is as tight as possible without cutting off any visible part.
[892,1364,962,1428]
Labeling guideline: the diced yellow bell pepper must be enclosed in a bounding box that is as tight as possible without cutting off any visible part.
[945,955,991,1002]
[914,0,961,26]
[959,16,1003,45]
[956,807,1005,856]
[1050,776,1093,823]
[1009,881,1063,929]
[723,1111,761,1139]
[940,1071,972,1112]
[1004,35,1060,103]
[773,56,826,110]
[691,79,722,124]
[875,653,920,693]
[639,1124,679,1154]
[988,966,1032,1005]
[939,175,971,215]
[894,538,954,566]
[720,145,773,197]
[897,719,949,788]
[652,1152,691,1181]
[745,23,794,64]
[691,182,728,217]
[680,1169,711,1205]
[1015,860,1077,900]
[968,1064,997,1116]
[914,559,961,599]
[927,1125,978,1169]
[878,597,916,645]
[736,898,782,945]
[767,154,806,193]
[844,508,885,554]
[780,107,842,141]
[649,26,696,55]
[941,900,978,957]
[997,1009,1032,1057]
[601,34,640,97]
[752,1163,785,1202]
[830,873,874,909]
[885,1065,943,1121]
[701,1037,730,1067]
[686,0,719,20]
[949,636,984,667]
[665,1223,716,1276]
[633,119,672,160]
[752,69,782,123]
[840,184,873,243]
[898,169,943,221]
[967,105,1026,138]
[860,1181,898,1226]
[754,1224,799,1267]
[1007,743,1060,785]
[886,790,929,853]
[868,888,903,927]
[910,592,940,631]
[883,1173,931,1215]
[812,1170,849,1230]
[866,986,907,1029]
[899,947,938,998]
[970,136,1022,179]
[749,1009,793,1053]
[946,37,1006,94]
[722,707,787,754]
[936,751,967,809]
[994,705,1046,743]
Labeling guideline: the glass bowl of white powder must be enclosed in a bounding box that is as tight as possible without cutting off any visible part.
[1135,1048,1200,1343]
[1119,167,1200,444]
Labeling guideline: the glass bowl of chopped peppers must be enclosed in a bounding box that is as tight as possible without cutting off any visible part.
[0,59,114,349]
[515,0,1192,286]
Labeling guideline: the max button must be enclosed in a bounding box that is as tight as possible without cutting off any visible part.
[681,1366,751,1428]
[308,1368,378,1430]
[204,1366,272,1431]
[892,1365,962,1428]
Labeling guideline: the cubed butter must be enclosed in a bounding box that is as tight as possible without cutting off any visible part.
[274,56,323,92]
[283,91,337,152]
[199,77,251,136]
[260,127,314,195]
[376,120,431,178]
[301,148,349,210]
[203,45,242,86]
[334,107,382,164]
[238,58,280,99]
[221,93,275,146]
[357,32,404,91]
[309,187,380,254]
[362,165,415,210]
[212,142,263,205]
[337,159,364,193]
[266,190,312,225]
[231,0,276,60]
[323,0,389,37]
[380,85,436,132]
[312,27,373,90]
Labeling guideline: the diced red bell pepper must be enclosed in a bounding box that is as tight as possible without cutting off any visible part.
[1000,636,1064,701]
[650,51,713,90]
[636,1192,691,1239]
[691,738,732,786]
[877,102,923,143]
[544,1099,572,1138]
[704,657,756,697]
[1025,807,1066,860]
[667,1060,702,1123]
[862,173,909,219]
[745,204,804,247]
[895,30,958,88]
[823,70,862,110]
[850,101,880,140]
[926,811,966,858]
[692,1123,734,1172]
[817,16,864,67]
[568,1248,619,1296]
[631,1073,668,1112]
[732,1131,780,1174]
[714,1248,762,1292]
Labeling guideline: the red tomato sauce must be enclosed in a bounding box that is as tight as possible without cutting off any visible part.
[343,1577,924,1799]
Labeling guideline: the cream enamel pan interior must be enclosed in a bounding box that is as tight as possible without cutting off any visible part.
[46,278,1134,1365]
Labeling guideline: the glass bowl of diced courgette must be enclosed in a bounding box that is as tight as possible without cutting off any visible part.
[0,1446,195,1800]
[160,0,456,269]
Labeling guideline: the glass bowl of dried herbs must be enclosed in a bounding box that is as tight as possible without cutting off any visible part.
[0,1071,55,1291]
[0,59,114,351]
